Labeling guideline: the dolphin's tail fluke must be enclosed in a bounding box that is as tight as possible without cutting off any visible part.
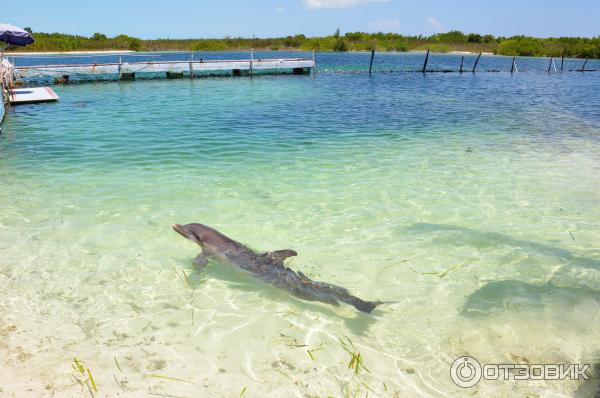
[293,271,392,314]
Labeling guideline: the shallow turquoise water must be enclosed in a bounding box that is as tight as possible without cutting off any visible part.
[1,57,600,397]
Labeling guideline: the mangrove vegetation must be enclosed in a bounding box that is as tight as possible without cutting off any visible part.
[11,28,600,58]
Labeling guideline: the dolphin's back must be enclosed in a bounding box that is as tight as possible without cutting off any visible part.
[249,261,383,313]
[182,223,385,313]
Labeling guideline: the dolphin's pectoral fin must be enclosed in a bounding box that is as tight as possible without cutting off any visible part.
[194,254,209,270]
[264,249,298,266]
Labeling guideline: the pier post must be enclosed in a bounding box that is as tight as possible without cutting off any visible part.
[250,49,254,76]
[561,51,565,71]
[459,56,464,74]
[312,49,317,76]
[190,54,194,79]
[580,58,588,72]
[166,71,184,79]
[421,49,430,73]
[548,57,553,72]
[369,50,375,76]
[511,57,517,74]
[472,52,482,73]
[118,56,122,78]
[120,72,135,81]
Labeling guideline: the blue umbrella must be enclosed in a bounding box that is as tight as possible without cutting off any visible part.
[0,23,34,46]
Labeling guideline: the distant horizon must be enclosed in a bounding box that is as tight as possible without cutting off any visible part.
[6,0,599,39]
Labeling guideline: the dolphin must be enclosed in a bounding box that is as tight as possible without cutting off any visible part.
[172,223,386,313]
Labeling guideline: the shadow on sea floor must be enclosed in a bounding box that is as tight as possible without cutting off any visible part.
[460,280,600,318]
[182,259,380,335]
[575,358,600,398]
[404,223,600,319]
[404,223,600,271]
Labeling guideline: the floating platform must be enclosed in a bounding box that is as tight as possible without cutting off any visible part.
[13,57,315,84]
[9,87,59,104]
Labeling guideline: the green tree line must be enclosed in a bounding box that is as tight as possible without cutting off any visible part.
[10,28,600,58]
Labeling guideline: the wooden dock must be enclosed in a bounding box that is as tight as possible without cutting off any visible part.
[9,87,59,104]
[13,57,315,83]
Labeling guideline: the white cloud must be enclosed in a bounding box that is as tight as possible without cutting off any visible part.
[303,0,389,10]
[369,19,401,32]
[276,7,285,12]
[426,17,445,33]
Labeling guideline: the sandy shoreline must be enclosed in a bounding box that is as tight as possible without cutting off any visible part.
[450,51,495,55]
[5,50,135,56]
[5,49,503,57]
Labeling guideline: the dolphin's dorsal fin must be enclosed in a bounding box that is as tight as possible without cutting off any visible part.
[263,249,297,265]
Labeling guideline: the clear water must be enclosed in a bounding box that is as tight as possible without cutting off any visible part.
[1,53,600,397]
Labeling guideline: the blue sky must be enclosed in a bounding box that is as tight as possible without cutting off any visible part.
[6,0,600,38]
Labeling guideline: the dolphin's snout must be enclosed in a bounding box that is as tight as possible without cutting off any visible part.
[173,223,203,246]
[172,223,189,238]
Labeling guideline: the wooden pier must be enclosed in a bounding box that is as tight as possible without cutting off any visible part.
[13,57,315,83]
[7,52,598,90]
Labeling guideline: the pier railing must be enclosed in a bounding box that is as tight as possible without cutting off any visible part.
[13,56,315,84]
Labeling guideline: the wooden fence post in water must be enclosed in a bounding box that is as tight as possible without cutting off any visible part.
[250,49,254,76]
[472,52,482,73]
[561,51,565,71]
[580,58,588,72]
[118,56,122,78]
[190,54,194,79]
[421,49,430,73]
[548,57,557,72]
[459,56,464,74]
[312,49,317,75]
[369,50,375,76]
